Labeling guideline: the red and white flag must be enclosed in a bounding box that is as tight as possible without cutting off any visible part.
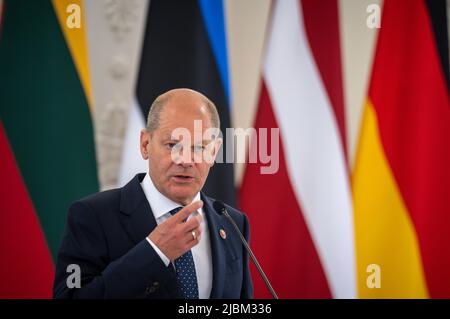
[240,0,356,298]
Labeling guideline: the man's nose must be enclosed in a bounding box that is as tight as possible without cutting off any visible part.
[173,146,195,166]
[178,156,194,167]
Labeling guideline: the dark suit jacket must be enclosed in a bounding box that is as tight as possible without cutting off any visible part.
[53,173,253,299]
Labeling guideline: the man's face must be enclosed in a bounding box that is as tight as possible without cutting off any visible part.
[140,95,221,205]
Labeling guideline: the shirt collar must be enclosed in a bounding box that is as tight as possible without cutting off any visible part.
[140,172,201,220]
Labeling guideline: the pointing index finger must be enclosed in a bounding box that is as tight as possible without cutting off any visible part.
[174,200,203,223]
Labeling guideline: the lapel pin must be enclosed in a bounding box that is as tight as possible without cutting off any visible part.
[219,229,227,240]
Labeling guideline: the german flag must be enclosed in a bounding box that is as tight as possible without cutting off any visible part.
[353,0,450,298]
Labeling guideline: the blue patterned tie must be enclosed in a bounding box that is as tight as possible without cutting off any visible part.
[170,207,199,299]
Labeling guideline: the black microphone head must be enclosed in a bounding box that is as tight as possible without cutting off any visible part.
[213,200,226,215]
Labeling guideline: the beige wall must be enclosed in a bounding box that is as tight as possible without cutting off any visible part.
[339,0,381,169]
[224,0,271,186]
[85,0,149,190]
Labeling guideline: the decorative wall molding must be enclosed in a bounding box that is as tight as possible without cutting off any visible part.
[85,0,149,190]
[104,0,139,42]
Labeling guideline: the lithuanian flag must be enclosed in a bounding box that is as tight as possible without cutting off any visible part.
[353,0,450,298]
[0,0,98,298]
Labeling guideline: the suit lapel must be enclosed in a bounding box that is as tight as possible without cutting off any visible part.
[119,173,158,244]
[118,175,233,298]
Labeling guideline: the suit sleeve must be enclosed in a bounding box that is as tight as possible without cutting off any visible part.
[240,213,254,299]
[53,200,176,299]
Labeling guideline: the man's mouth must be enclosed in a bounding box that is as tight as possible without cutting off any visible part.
[171,175,195,183]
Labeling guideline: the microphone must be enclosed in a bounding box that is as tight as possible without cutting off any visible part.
[213,200,278,299]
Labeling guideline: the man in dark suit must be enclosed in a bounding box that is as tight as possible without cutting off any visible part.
[53,88,253,299]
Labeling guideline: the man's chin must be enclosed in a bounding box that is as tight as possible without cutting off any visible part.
[167,185,198,205]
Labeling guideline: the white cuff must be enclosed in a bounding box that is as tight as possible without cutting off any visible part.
[146,237,170,267]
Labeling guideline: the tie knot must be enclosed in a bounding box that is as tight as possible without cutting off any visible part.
[169,207,183,216]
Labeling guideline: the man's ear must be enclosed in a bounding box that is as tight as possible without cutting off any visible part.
[140,129,150,160]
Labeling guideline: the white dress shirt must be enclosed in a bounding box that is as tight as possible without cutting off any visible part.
[141,173,212,298]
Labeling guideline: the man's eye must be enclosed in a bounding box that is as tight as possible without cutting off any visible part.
[166,143,177,149]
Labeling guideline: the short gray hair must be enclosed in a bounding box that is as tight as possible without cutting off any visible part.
[146,90,221,132]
